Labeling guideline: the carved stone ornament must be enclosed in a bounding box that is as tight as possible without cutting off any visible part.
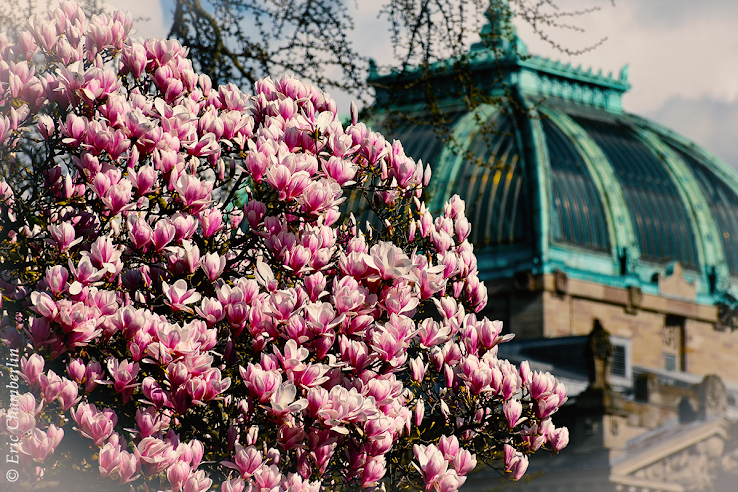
[698,375,727,418]
[585,319,614,389]
[716,295,738,331]
[554,269,568,295]
[658,262,697,300]
[630,436,728,492]
[626,285,642,314]
[663,324,680,349]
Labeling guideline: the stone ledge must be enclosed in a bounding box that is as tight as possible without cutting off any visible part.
[542,274,718,323]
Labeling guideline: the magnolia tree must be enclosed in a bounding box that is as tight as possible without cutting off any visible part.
[0,2,569,490]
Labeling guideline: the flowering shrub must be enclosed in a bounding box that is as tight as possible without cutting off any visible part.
[0,2,569,490]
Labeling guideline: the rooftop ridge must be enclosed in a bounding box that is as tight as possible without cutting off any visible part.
[368,2,631,112]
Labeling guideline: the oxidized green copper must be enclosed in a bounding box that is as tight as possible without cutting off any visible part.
[366,1,738,305]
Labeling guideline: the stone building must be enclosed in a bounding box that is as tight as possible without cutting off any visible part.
[358,4,738,491]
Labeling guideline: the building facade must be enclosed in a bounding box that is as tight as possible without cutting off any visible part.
[359,4,738,491]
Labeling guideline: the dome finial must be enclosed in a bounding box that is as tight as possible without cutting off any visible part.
[471,0,527,55]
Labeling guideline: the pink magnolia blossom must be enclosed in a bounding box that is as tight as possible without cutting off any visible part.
[129,216,154,251]
[25,317,51,348]
[45,265,69,296]
[142,377,170,409]
[222,444,263,478]
[414,398,425,426]
[195,297,225,326]
[529,370,557,400]
[269,381,308,417]
[361,455,387,488]
[413,443,448,490]
[19,425,64,462]
[453,448,476,476]
[99,442,140,484]
[84,360,104,393]
[550,426,570,453]
[20,354,45,387]
[182,470,212,492]
[221,477,246,492]
[363,242,413,280]
[135,436,180,476]
[504,399,524,429]
[171,213,199,241]
[152,219,175,251]
[71,402,117,446]
[106,359,140,403]
[56,377,82,410]
[201,252,226,281]
[39,369,63,401]
[504,444,529,481]
[0,7,569,488]
[322,156,357,186]
[163,279,202,313]
[48,222,82,252]
[410,356,427,383]
[68,255,107,288]
[174,174,212,213]
[418,319,451,348]
[135,407,169,438]
[200,207,223,238]
[167,459,191,491]
[0,399,36,437]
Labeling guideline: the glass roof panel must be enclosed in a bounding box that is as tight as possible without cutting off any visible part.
[671,146,738,276]
[342,116,460,227]
[542,117,610,253]
[345,112,529,248]
[448,113,528,247]
[572,116,700,270]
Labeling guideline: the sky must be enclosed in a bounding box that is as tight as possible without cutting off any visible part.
[511,0,738,168]
[12,0,738,168]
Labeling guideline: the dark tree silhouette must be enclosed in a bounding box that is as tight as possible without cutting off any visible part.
[168,0,366,101]
[167,0,607,106]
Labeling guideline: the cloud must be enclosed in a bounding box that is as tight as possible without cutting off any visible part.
[629,0,737,27]
[512,0,738,113]
[328,0,738,162]
[506,0,738,168]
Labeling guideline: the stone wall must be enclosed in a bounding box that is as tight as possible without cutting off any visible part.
[499,273,738,384]
[685,317,738,380]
